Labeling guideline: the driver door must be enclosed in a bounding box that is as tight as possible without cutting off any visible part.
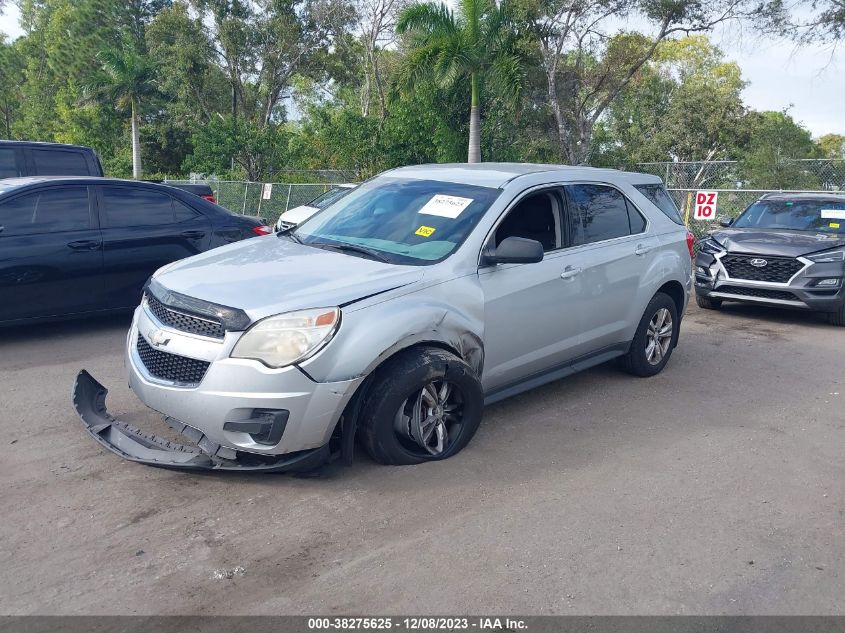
[479,187,589,393]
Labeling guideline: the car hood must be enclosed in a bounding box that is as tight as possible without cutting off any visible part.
[710,228,845,258]
[154,235,425,320]
[279,205,319,225]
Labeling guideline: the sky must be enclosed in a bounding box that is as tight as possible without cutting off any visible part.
[1,4,842,138]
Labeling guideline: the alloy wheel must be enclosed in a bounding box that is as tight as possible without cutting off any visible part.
[393,380,464,456]
[645,308,673,366]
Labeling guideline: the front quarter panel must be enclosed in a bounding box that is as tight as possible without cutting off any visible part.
[299,274,485,383]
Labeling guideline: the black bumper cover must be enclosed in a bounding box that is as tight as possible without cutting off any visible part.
[72,370,328,472]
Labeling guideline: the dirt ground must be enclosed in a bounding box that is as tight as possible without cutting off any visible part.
[0,302,843,615]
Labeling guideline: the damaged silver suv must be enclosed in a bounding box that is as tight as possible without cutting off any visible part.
[74,164,693,472]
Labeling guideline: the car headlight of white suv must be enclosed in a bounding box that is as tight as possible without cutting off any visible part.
[231,307,341,368]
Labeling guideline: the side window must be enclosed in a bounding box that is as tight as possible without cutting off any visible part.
[31,149,91,176]
[634,184,683,225]
[567,184,639,246]
[101,187,176,227]
[627,202,646,234]
[493,190,561,252]
[0,187,91,236]
[0,148,19,178]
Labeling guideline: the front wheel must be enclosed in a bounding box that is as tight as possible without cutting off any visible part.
[359,348,484,465]
[623,292,680,377]
[827,304,845,327]
[695,294,722,310]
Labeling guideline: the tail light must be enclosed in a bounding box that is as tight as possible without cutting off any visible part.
[686,231,695,259]
[201,194,216,203]
[252,225,273,236]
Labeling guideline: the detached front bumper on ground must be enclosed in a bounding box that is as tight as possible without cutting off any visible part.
[72,370,331,472]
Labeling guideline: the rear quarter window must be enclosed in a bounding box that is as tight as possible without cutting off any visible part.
[31,149,92,176]
[635,184,683,225]
[0,148,20,178]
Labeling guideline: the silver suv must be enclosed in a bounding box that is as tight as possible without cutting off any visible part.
[74,164,693,472]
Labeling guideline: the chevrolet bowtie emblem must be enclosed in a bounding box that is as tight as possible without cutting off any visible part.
[148,329,171,348]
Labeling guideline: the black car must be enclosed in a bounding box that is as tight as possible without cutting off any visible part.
[0,177,271,326]
[695,192,845,325]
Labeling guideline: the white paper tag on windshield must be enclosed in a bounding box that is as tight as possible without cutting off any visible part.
[821,210,845,220]
[419,195,473,219]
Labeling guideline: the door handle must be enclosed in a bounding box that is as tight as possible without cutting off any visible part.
[180,230,206,239]
[67,240,101,251]
[634,243,654,256]
[560,266,581,280]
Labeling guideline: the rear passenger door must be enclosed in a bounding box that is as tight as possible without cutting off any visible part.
[564,183,658,352]
[97,185,212,308]
[0,186,104,322]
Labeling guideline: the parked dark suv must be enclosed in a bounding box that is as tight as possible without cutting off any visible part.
[695,192,845,325]
[0,141,104,178]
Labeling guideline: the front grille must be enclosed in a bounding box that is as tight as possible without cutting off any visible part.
[721,254,803,283]
[716,285,798,301]
[136,336,210,385]
[145,292,225,339]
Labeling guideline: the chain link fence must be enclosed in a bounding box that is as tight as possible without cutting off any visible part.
[635,159,845,191]
[166,180,353,225]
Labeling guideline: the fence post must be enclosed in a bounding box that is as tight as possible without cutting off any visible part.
[241,182,249,215]
[284,185,292,213]
[683,191,693,226]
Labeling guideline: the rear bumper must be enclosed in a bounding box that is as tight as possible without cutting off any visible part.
[72,370,330,472]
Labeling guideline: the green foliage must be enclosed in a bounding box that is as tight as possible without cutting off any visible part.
[0,0,840,184]
[737,110,822,189]
[593,36,748,169]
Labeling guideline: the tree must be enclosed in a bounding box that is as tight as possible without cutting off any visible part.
[86,40,158,178]
[520,0,756,164]
[0,35,24,138]
[594,35,748,185]
[738,110,822,189]
[395,0,525,163]
[817,133,845,159]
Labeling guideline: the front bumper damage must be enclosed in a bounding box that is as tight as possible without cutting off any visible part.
[73,370,329,472]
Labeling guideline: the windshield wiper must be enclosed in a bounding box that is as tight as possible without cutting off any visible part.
[278,227,302,243]
[309,241,390,262]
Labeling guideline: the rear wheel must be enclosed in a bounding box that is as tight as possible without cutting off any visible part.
[695,294,722,310]
[359,348,484,465]
[623,292,679,377]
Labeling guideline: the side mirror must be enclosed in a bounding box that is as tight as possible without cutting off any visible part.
[483,236,544,265]
[719,217,733,227]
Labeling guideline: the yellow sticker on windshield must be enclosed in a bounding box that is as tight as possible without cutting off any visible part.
[831,222,841,229]
[415,225,436,237]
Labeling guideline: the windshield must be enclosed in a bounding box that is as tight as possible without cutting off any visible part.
[291,177,501,265]
[308,186,354,210]
[733,198,845,235]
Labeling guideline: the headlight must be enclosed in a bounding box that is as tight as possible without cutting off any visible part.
[231,307,340,368]
[698,237,725,255]
[807,248,845,263]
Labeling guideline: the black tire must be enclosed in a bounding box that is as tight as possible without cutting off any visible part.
[623,292,680,377]
[828,304,845,327]
[359,347,484,465]
[695,294,722,310]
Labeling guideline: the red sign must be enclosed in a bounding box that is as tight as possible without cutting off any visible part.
[694,191,718,220]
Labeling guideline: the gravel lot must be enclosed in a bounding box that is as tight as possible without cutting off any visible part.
[0,302,843,615]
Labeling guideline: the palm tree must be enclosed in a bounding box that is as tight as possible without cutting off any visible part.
[396,0,524,163]
[86,41,157,178]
